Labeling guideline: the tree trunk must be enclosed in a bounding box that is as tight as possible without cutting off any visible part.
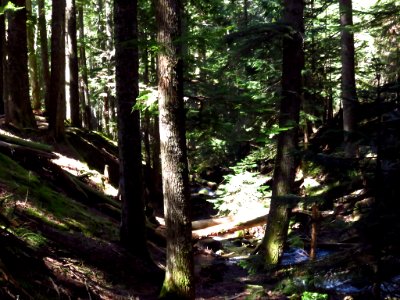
[105,0,116,137]
[114,0,148,258]
[6,0,36,128]
[26,0,41,111]
[261,0,304,266]
[157,1,195,299]
[0,2,5,116]
[340,0,358,157]
[77,2,91,130]
[38,0,50,115]
[1,0,9,123]
[49,0,66,140]
[66,0,81,127]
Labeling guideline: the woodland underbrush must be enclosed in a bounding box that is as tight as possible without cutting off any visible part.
[0,118,399,299]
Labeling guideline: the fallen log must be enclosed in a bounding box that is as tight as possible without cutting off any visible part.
[40,161,121,219]
[0,140,57,160]
[192,214,267,239]
[0,138,121,220]
[192,216,234,230]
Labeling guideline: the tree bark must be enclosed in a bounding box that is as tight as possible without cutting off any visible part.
[77,3,91,130]
[0,1,5,116]
[1,0,9,123]
[340,0,358,157]
[26,0,41,111]
[6,0,36,128]
[49,0,66,140]
[114,0,148,258]
[157,0,195,298]
[38,0,50,115]
[66,0,81,127]
[261,0,304,266]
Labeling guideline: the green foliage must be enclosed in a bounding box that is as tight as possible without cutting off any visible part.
[184,0,285,171]
[237,254,268,275]
[134,86,159,113]
[210,168,270,215]
[287,234,304,249]
[243,285,266,300]
[301,291,328,300]
[11,227,48,249]
[0,1,24,14]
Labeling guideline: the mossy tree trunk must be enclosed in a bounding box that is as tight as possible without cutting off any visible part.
[115,0,149,258]
[261,0,304,266]
[6,0,36,128]
[157,0,195,298]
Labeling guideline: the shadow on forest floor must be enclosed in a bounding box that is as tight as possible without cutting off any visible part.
[1,117,400,299]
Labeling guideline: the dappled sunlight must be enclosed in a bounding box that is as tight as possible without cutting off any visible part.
[15,199,70,231]
[51,152,118,197]
[213,171,271,216]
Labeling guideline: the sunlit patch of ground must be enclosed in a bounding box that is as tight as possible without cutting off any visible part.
[51,153,118,197]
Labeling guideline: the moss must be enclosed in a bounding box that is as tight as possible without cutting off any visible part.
[244,285,266,300]
[12,227,48,249]
[265,240,281,265]
[159,271,194,300]
[0,133,53,152]
[0,153,118,241]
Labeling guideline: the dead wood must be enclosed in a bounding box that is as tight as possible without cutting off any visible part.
[0,140,57,160]
[192,214,267,239]
[192,216,234,230]
[190,207,337,239]
[66,129,120,186]
[0,137,121,220]
[41,161,121,219]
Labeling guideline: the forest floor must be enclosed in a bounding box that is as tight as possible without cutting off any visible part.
[1,117,400,299]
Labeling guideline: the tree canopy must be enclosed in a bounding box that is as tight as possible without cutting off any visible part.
[0,0,399,299]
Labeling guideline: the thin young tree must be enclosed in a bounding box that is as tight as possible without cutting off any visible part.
[6,0,36,128]
[114,0,148,257]
[157,0,195,298]
[340,0,358,157]
[66,0,81,127]
[0,0,5,116]
[48,0,66,140]
[261,0,304,266]
[26,0,40,111]
[38,0,50,115]
[77,1,91,129]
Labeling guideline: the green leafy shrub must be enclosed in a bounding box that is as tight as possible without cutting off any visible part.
[301,291,328,300]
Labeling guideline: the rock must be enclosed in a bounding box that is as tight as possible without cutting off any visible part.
[195,237,223,252]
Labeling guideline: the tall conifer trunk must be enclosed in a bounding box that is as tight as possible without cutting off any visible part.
[77,3,91,129]
[114,0,148,258]
[6,0,36,128]
[340,0,358,157]
[157,0,194,298]
[0,1,5,116]
[67,0,81,127]
[49,0,66,140]
[261,0,304,266]
[38,0,50,115]
[26,0,41,111]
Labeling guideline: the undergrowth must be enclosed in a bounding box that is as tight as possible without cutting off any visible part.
[0,153,118,243]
